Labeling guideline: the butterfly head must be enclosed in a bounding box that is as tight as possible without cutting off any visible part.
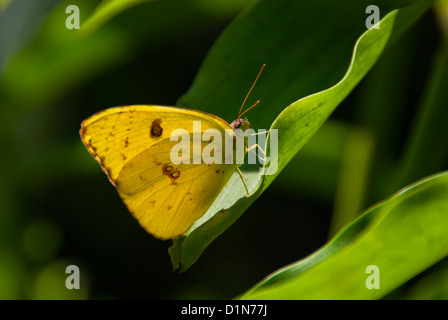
[230,117,252,131]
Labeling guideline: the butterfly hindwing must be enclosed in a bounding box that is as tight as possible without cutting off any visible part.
[116,137,236,240]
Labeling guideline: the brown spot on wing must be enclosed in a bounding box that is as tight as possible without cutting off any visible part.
[152,157,162,166]
[162,163,180,185]
[150,119,163,137]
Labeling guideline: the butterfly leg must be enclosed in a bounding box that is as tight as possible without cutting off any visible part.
[236,167,249,196]
[246,143,268,163]
[245,129,270,162]
[246,129,270,136]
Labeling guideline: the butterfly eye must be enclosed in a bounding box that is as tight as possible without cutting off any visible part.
[171,171,180,178]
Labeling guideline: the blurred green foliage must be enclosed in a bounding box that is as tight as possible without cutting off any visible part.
[0,0,447,299]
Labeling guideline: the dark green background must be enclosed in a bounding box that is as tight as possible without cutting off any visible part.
[0,0,446,299]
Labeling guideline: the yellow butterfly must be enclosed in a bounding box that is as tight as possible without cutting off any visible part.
[80,65,265,240]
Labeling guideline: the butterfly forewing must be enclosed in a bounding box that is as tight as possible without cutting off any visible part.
[80,105,231,184]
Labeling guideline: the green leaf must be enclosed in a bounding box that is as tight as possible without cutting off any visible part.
[241,170,448,299]
[402,262,448,299]
[170,0,432,272]
[81,0,156,35]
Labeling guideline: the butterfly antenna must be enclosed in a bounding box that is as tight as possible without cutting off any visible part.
[239,100,260,118]
[237,64,266,119]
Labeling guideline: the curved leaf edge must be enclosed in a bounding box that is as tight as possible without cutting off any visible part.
[240,170,448,299]
[169,0,432,272]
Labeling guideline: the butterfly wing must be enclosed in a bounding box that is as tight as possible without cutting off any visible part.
[116,137,236,240]
[80,105,236,240]
[80,105,232,185]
